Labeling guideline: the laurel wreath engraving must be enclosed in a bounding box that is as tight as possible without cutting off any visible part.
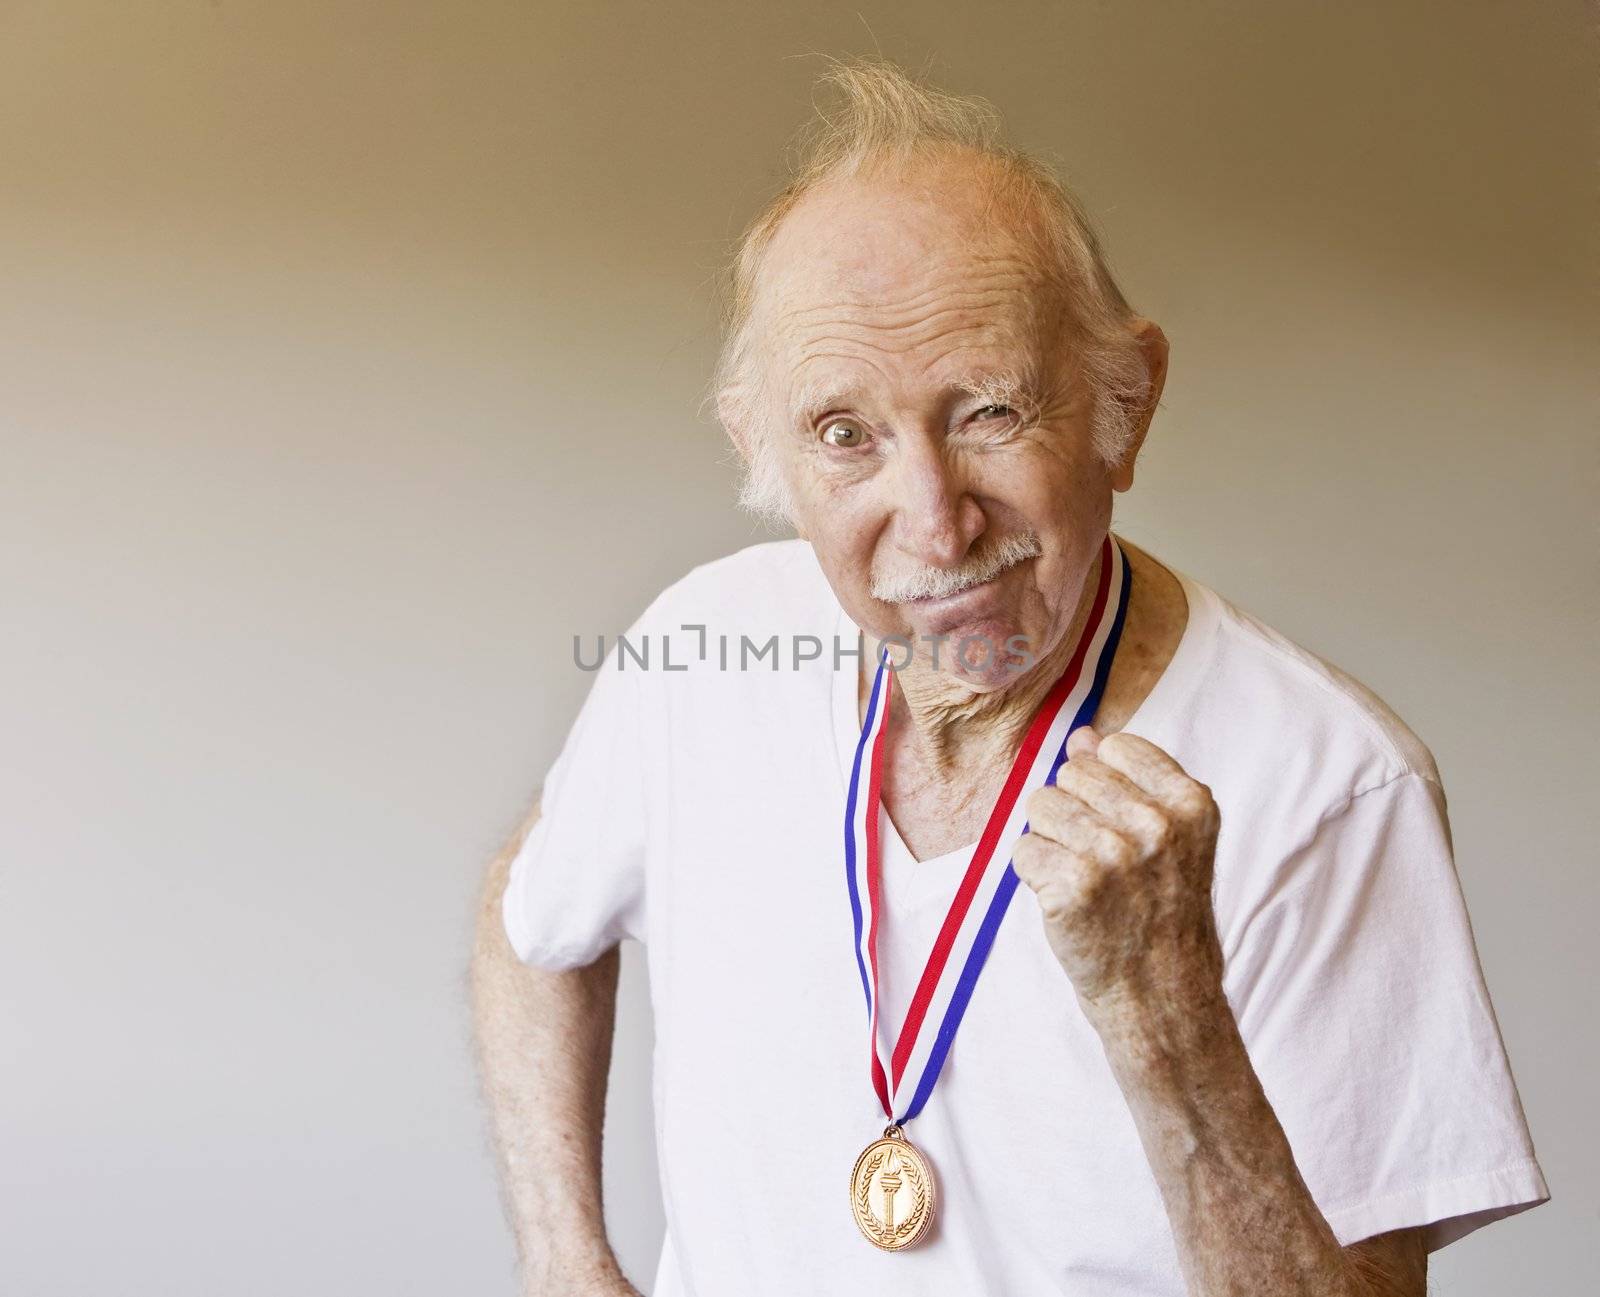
[853,1145,930,1246]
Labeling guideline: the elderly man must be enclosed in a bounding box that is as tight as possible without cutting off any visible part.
[470,59,1547,1297]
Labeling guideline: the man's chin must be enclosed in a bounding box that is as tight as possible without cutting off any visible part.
[899,610,1036,689]
[943,649,1033,691]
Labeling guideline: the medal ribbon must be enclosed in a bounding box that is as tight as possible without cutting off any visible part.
[843,532,1132,1124]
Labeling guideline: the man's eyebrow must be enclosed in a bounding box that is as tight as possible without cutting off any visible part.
[787,369,1036,427]
[951,370,1032,408]
[788,375,868,428]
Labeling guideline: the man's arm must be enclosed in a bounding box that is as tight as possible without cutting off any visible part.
[1017,729,1429,1297]
[1093,977,1428,1295]
[469,801,640,1297]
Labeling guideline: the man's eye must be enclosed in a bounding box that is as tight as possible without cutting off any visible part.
[821,419,867,448]
[974,404,1014,421]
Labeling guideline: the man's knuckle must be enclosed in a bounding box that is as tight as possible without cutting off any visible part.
[1176,782,1214,819]
[1066,855,1110,903]
[1093,825,1134,866]
[1012,833,1054,876]
[1026,784,1067,821]
[1099,732,1136,760]
[1129,802,1171,842]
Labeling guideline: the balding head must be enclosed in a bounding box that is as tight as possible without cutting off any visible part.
[711,58,1156,529]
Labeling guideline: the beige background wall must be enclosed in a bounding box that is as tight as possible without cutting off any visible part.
[2,2,1593,1293]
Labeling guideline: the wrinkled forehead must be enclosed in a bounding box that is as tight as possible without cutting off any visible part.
[750,167,1068,403]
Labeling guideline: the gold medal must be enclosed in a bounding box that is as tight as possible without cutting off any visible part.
[849,1125,936,1250]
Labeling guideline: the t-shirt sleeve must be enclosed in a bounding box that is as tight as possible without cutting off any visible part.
[1225,770,1549,1252]
[501,650,651,970]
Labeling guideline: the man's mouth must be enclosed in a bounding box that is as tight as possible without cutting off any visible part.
[875,536,1042,607]
[897,559,1037,638]
[907,571,1004,606]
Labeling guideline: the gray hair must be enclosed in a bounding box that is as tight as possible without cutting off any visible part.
[708,56,1153,529]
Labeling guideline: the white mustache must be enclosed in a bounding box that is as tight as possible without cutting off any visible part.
[871,532,1043,604]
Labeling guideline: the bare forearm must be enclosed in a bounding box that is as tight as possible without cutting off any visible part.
[469,805,635,1296]
[1091,987,1425,1297]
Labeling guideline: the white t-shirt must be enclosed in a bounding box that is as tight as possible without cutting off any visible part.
[503,536,1548,1296]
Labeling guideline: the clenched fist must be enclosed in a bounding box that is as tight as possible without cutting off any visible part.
[1013,725,1224,1021]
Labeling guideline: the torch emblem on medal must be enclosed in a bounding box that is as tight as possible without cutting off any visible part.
[849,1126,936,1250]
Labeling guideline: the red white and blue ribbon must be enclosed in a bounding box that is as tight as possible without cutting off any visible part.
[844,532,1132,1124]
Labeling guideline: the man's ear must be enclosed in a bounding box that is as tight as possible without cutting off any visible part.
[1110,317,1170,493]
[716,390,754,464]
[716,391,808,540]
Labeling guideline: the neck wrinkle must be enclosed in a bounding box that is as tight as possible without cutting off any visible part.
[884,562,1101,780]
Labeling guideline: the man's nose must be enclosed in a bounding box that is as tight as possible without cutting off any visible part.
[888,435,986,569]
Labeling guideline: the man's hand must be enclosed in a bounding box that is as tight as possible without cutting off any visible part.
[1014,726,1427,1296]
[1014,724,1223,1019]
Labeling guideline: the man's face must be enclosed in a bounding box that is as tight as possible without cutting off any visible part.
[750,160,1126,689]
